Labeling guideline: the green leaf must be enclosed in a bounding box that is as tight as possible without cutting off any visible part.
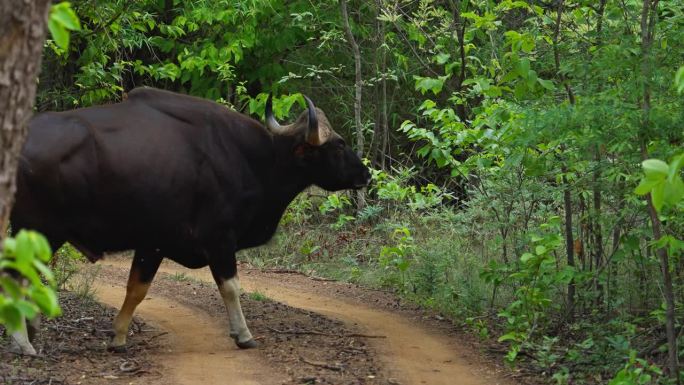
[517,58,530,78]
[537,78,555,90]
[14,231,33,268]
[28,231,52,262]
[668,154,684,181]
[4,237,16,255]
[498,331,522,342]
[663,177,684,206]
[414,75,448,95]
[0,277,23,299]
[0,305,23,332]
[15,300,38,320]
[48,19,69,50]
[675,66,684,94]
[642,159,669,178]
[651,182,665,212]
[535,245,547,255]
[514,81,527,99]
[47,2,80,50]
[501,70,519,83]
[634,178,658,195]
[30,286,61,318]
[555,266,576,284]
[50,2,81,31]
[33,260,55,285]
[434,52,451,65]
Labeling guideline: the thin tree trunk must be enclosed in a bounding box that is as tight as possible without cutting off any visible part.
[450,2,468,122]
[592,149,604,304]
[0,0,52,235]
[340,0,365,209]
[370,0,388,169]
[552,0,577,320]
[638,0,678,380]
[563,175,575,319]
[553,0,575,105]
[379,21,388,170]
[593,0,607,308]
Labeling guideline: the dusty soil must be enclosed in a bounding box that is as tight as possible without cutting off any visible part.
[98,262,389,385]
[103,257,521,385]
[0,292,164,385]
[237,267,525,384]
[3,256,525,385]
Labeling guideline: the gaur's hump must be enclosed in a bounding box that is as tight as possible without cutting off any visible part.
[127,87,223,111]
[126,87,251,127]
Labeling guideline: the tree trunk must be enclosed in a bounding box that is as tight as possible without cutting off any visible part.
[562,174,575,320]
[340,0,365,209]
[552,0,577,320]
[552,0,575,104]
[377,0,388,169]
[370,0,388,170]
[592,148,604,304]
[638,0,678,381]
[0,0,52,235]
[450,2,468,122]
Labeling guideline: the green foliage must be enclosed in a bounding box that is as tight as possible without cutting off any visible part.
[608,351,662,385]
[53,243,86,289]
[0,231,61,333]
[48,2,81,50]
[319,193,351,215]
[676,66,684,94]
[485,218,565,363]
[379,227,414,287]
[170,272,193,282]
[248,290,269,302]
[318,193,355,229]
[35,0,684,382]
[635,154,684,212]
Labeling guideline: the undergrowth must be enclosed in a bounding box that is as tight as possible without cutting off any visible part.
[240,166,680,385]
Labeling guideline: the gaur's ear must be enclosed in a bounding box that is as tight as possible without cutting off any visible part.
[294,144,307,157]
[293,143,315,158]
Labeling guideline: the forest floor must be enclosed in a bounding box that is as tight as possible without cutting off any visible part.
[2,255,530,385]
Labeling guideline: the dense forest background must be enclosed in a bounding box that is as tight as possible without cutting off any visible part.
[26,0,684,383]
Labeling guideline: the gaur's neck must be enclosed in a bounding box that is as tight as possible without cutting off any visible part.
[268,135,311,204]
[235,135,312,250]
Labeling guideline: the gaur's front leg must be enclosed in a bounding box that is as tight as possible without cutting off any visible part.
[207,243,256,349]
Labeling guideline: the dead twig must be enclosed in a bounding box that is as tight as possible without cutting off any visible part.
[299,355,343,371]
[119,360,140,373]
[309,276,337,282]
[264,268,301,274]
[146,331,168,342]
[70,317,94,323]
[267,327,386,339]
[262,268,337,282]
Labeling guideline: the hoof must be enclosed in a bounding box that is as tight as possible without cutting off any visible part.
[235,338,258,349]
[107,344,127,353]
[9,343,37,356]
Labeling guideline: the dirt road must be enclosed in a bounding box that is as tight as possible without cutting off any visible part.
[97,257,516,385]
[94,280,284,385]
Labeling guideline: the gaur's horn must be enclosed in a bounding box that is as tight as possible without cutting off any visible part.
[265,93,283,133]
[303,95,320,145]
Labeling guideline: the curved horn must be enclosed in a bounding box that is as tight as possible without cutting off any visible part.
[265,92,283,133]
[303,95,320,145]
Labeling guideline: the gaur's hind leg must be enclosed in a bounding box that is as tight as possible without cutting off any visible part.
[208,250,256,349]
[10,318,37,355]
[110,250,162,351]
